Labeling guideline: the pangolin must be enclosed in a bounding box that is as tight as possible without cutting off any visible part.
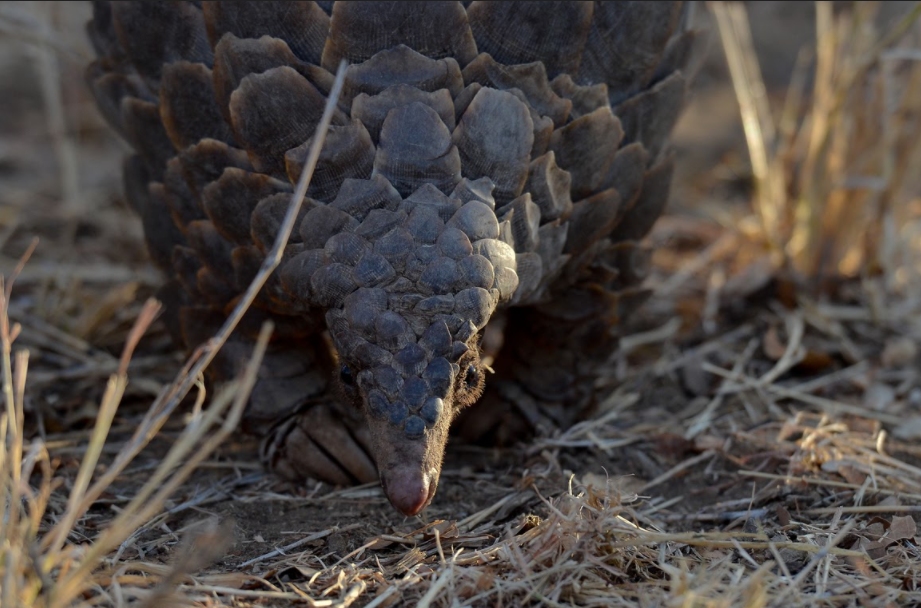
[86,1,695,516]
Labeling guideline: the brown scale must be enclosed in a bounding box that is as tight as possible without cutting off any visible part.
[86,0,698,516]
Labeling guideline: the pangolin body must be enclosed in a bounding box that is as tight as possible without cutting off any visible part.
[87,1,694,515]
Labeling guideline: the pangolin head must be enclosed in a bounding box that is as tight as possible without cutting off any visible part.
[312,180,519,515]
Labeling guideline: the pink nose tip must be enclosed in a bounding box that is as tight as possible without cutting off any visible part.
[383,469,431,516]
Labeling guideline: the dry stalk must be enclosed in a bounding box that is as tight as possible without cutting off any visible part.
[711,1,786,260]
[713,1,921,287]
[71,60,348,519]
[2,57,347,608]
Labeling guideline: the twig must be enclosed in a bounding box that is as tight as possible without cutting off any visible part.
[702,363,905,425]
[638,450,717,494]
[710,1,784,255]
[238,523,362,569]
[758,310,805,386]
[22,4,81,225]
[3,238,38,302]
[71,60,349,531]
[458,493,522,531]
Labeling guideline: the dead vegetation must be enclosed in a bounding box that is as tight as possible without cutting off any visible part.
[3,2,921,607]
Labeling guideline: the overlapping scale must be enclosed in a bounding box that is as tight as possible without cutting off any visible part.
[374,103,461,196]
[123,155,186,270]
[163,157,203,229]
[467,1,593,79]
[178,139,253,201]
[285,119,376,201]
[229,66,344,177]
[525,152,572,222]
[185,219,234,279]
[212,34,314,123]
[120,97,175,179]
[615,71,686,160]
[549,74,608,120]
[251,192,314,251]
[201,167,291,244]
[453,88,533,203]
[462,54,571,127]
[203,1,329,66]
[352,85,455,144]
[602,143,649,209]
[563,189,626,256]
[160,61,232,149]
[110,1,213,86]
[548,106,623,199]
[341,45,464,106]
[577,2,682,105]
[610,155,675,242]
[330,176,402,222]
[322,1,477,69]
[85,62,150,139]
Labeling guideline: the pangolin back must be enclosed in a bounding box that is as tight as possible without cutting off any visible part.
[87,1,695,515]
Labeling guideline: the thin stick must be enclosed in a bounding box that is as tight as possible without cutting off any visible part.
[3,237,38,301]
[758,311,805,386]
[711,1,783,255]
[29,3,80,217]
[638,450,717,494]
[44,299,161,555]
[56,322,273,604]
[703,362,904,425]
[238,523,362,569]
[76,60,348,520]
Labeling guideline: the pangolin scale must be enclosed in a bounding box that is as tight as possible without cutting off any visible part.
[87,1,695,515]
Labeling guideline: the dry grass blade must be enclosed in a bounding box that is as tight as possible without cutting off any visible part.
[0,264,274,606]
[711,1,785,260]
[2,54,348,608]
[77,61,349,507]
[33,62,350,563]
[43,299,160,557]
[715,0,921,284]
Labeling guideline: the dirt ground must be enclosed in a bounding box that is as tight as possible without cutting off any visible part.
[3,2,921,607]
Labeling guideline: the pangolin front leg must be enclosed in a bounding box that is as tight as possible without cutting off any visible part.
[169,293,373,485]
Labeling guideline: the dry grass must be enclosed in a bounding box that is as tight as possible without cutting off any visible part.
[713,0,921,284]
[3,2,921,607]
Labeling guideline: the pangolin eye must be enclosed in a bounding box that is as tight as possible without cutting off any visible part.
[464,364,478,388]
[340,364,355,386]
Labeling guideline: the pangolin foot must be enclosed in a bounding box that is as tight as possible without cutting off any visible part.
[261,403,377,486]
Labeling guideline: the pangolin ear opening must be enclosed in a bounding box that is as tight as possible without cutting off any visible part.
[475,330,485,348]
[453,347,485,409]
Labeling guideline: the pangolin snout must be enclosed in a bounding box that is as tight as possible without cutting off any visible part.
[381,467,435,516]
[365,398,451,516]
